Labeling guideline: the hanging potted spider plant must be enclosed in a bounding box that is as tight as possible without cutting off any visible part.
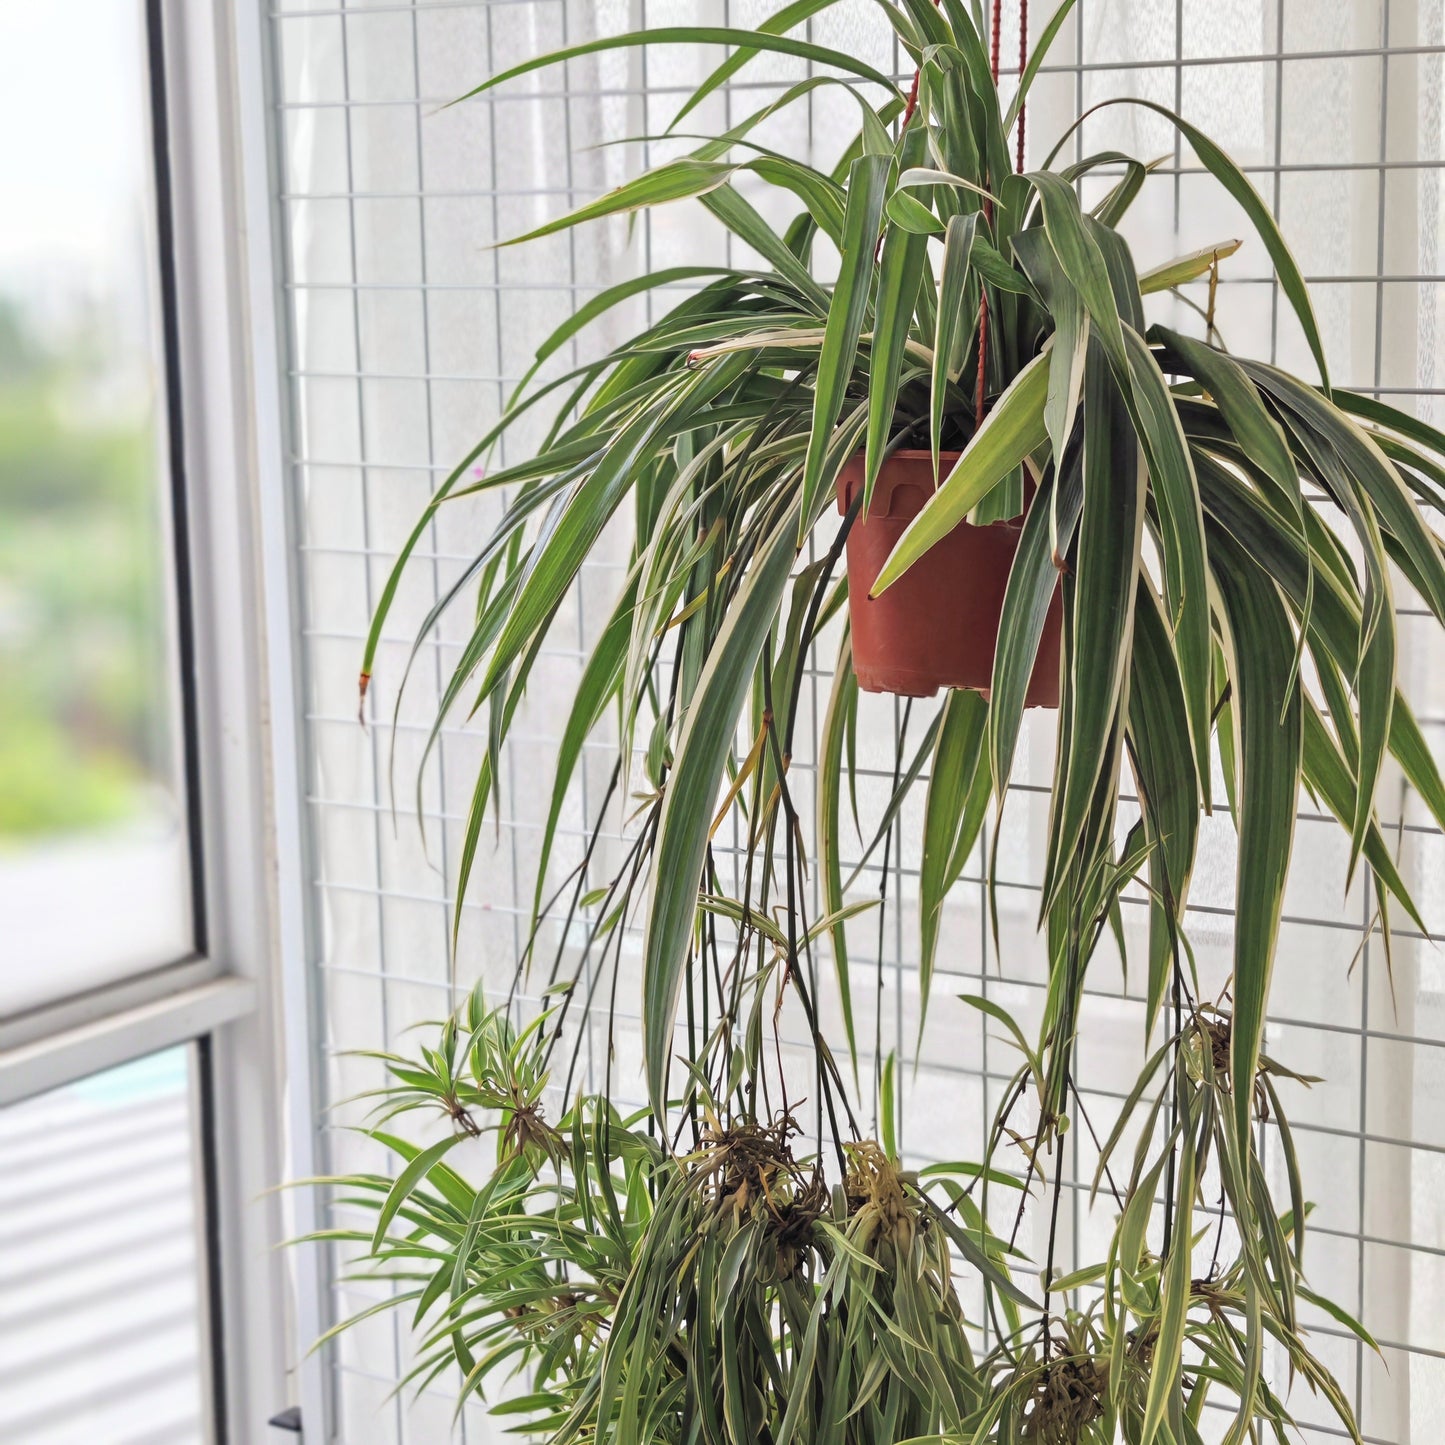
[317,1,1445,1440]
[833,45,1071,703]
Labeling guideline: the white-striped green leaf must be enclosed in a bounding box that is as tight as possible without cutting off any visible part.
[1120,327,1212,789]
[872,351,1049,594]
[1002,0,1080,130]
[452,26,904,112]
[1138,238,1242,294]
[1044,343,1144,905]
[1026,170,1128,373]
[989,453,1080,794]
[799,154,891,538]
[667,0,846,131]
[919,690,989,1013]
[371,1132,471,1251]
[1209,526,1303,1155]
[642,501,800,1119]
[818,639,859,1073]
[1141,1116,1197,1445]
[931,212,979,475]
[1126,580,1200,1040]
[702,184,831,310]
[863,223,930,510]
[1095,98,1330,390]
[501,158,734,247]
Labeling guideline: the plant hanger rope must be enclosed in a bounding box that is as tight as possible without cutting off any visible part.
[1016,0,1029,171]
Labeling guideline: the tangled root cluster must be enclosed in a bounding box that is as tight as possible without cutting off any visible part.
[843,1140,907,1217]
[1200,1014,1232,1078]
[699,1113,803,1214]
[1192,1008,1272,1119]
[503,1100,563,1161]
[1022,1355,1106,1444]
[695,1112,826,1276]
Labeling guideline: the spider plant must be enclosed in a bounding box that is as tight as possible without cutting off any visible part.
[325,0,1445,1439]
[315,990,1358,1443]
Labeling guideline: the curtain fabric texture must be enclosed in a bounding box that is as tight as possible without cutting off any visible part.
[269,3,1445,1438]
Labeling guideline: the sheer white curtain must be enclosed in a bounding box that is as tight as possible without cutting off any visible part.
[268,2,1444,1439]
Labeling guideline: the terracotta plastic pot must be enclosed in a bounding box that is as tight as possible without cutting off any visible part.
[837,449,1062,705]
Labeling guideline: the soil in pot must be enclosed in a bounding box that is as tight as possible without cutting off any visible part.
[837,450,1062,705]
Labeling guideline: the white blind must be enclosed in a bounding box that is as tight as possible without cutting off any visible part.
[0,1050,206,1445]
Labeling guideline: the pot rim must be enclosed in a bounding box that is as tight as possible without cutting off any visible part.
[853,447,963,464]
[839,449,1031,530]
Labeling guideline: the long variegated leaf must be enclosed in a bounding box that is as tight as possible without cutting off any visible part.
[863,223,930,509]
[818,639,859,1073]
[530,579,638,928]
[1302,699,1428,936]
[1002,0,1080,130]
[931,212,979,474]
[872,351,1049,594]
[667,0,846,131]
[500,158,734,247]
[1026,170,1128,372]
[702,184,831,310]
[989,454,1080,793]
[1011,229,1088,479]
[451,26,903,111]
[1197,450,1445,840]
[642,502,800,1119]
[1208,527,1303,1156]
[799,154,891,537]
[1138,238,1242,294]
[1044,342,1143,907]
[1127,580,1200,1033]
[1120,327,1212,789]
[919,689,989,1016]
[1091,98,1330,390]
[1141,1110,1197,1445]
[480,365,740,702]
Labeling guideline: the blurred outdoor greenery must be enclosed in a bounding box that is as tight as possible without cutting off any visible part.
[0,298,171,840]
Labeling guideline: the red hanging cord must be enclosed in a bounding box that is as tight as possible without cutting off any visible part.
[1017,0,1029,173]
[899,70,923,132]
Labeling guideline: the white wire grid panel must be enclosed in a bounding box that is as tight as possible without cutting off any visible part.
[264,1,1445,1440]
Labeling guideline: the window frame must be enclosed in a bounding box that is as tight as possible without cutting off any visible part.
[0,0,319,1439]
[0,0,212,1061]
[0,0,247,1097]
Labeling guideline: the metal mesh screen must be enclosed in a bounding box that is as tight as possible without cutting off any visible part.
[262,2,1445,1440]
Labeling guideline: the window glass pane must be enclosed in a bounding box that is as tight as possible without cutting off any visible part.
[0,0,192,1015]
[0,1047,208,1443]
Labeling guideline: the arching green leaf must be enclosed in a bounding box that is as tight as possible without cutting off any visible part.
[872,351,1049,594]
[642,502,800,1119]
